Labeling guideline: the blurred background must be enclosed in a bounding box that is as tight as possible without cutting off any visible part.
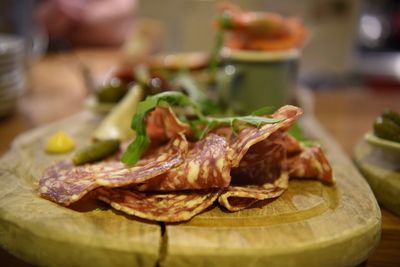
[3,0,400,89]
[1,0,400,93]
[0,0,399,141]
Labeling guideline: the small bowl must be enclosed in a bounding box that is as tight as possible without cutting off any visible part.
[365,131,400,160]
[220,48,299,114]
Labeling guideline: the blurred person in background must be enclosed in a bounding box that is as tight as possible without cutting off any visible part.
[35,0,138,48]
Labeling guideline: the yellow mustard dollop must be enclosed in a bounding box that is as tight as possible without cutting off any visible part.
[45,131,75,154]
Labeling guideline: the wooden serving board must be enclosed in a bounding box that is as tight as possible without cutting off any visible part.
[161,116,381,267]
[0,113,160,267]
[354,139,400,216]
[0,112,381,267]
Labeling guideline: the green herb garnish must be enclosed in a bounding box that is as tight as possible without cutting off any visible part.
[196,115,283,139]
[121,91,284,165]
[121,91,203,165]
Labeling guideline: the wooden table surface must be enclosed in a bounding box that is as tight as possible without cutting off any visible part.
[0,49,399,267]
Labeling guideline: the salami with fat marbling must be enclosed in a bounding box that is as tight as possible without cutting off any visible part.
[39,134,188,205]
[39,103,334,222]
[96,187,221,222]
[135,133,231,191]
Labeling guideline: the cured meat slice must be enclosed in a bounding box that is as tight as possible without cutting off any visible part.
[39,101,335,222]
[230,105,302,167]
[218,172,289,212]
[277,133,303,156]
[96,134,188,187]
[136,133,231,191]
[213,108,301,212]
[231,138,286,185]
[287,145,333,184]
[146,106,191,142]
[96,188,221,222]
[39,134,188,206]
[39,160,101,206]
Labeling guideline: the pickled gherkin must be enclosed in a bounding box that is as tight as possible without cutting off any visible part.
[73,139,121,165]
[373,116,400,143]
[382,110,400,126]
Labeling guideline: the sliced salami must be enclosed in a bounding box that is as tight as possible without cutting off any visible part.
[136,133,231,191]
[230,105,302,167]
[218,172,289,211]
[277,133,303,156]
[96,187,221,222]
[39,134,188,205]
[287,145,333,184]
[39,102,335,222]
[230,137,286,185]
[96,134,188,187]
[39,160,118,206]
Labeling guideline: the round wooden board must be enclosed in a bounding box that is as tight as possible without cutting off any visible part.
[0,113,381,267]
[354,139,400,217]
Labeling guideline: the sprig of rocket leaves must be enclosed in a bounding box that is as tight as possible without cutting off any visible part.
[121,91,284,165]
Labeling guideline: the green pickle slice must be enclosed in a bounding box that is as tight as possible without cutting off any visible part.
[73,139,121,165]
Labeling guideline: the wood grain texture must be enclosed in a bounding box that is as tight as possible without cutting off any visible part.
[354,140,400,216]
[162,115,381,267]
[0,112,160,267]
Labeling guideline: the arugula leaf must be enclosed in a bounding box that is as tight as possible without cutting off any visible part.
[121,91,283,165]
[232,116,281,127]
[121,135,151,165]
[121,91,202,165]
[199,115,284,139]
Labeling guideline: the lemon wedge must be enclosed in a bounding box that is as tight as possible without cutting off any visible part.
[92,84,144,141]
[45,131,75,154]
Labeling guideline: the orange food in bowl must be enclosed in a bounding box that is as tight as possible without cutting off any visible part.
[216,3,307,51]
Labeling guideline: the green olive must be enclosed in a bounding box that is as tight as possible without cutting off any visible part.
[96,78,130,103]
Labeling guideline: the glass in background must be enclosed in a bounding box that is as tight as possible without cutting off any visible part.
[0,0,48,117]
[355,0,400,90]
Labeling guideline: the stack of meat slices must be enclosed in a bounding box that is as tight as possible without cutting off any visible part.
[39,105,333,223]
